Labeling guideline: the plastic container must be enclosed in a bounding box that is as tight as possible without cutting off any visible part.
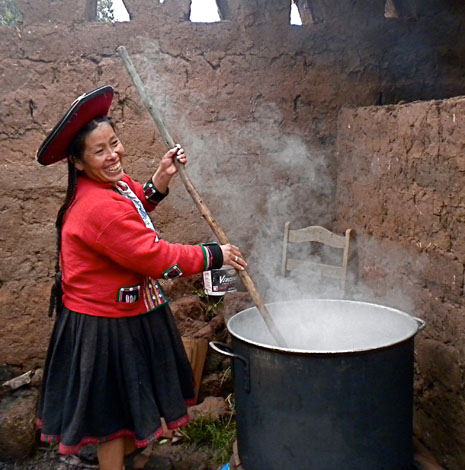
[203,266,237,296]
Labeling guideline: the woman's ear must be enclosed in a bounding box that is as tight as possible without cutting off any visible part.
[69,155,84,171]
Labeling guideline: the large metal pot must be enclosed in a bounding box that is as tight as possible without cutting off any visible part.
[210,299,425,470]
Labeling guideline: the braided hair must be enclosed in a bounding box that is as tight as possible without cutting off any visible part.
[48,116,114,317]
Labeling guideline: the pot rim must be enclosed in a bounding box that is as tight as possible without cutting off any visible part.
[226,298,424,354]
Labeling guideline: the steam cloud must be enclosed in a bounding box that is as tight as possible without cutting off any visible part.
[134,41,427,318]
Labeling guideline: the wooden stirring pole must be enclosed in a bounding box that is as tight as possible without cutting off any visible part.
[118,46,287,348]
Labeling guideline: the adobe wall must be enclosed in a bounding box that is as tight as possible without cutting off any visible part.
[1,0,465,464]
[336,97,465,469]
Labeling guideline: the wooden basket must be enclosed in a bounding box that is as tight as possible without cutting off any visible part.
[182,337,209,400]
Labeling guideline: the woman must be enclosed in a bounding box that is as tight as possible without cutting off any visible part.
[36,85,245,470]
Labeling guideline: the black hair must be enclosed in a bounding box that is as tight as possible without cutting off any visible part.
[48,115,114,317]
[68,116,115,161]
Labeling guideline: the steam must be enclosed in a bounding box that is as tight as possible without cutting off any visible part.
[176,108,336,302]
[133,42,427,318]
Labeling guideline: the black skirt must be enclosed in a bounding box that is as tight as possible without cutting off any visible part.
[37,305,195,454]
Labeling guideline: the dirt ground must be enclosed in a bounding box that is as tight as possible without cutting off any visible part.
[0,441,224,470]
[0,444,445,470]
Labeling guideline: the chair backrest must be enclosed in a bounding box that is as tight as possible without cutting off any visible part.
[281,223,352,294]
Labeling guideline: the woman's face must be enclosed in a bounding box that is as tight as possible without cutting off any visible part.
[74,122,125,183]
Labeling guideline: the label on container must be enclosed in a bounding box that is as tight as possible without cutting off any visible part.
[203,266,237,296]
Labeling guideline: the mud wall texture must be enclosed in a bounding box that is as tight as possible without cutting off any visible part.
[1,0,465,463]
[336,97,465,469]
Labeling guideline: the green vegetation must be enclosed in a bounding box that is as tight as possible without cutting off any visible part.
[97,0,115,23]
[192,287,225,320]
[0,0,23,26]
[179,413,236,464]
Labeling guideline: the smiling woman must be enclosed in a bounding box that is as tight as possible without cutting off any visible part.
[72,118,125,184]
[35,85,245,470]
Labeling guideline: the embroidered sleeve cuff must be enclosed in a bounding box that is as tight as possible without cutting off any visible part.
[200,243,223,270]
[143,180,169,204]
[163,264,183,279]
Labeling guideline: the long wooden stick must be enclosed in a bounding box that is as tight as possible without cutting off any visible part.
[118,46,287,348]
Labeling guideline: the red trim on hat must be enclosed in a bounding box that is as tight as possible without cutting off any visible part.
[36,85,114,166]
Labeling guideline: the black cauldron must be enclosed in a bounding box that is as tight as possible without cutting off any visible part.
[211,299,425,470]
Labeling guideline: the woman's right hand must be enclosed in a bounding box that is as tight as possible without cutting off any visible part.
[220,244,247,271]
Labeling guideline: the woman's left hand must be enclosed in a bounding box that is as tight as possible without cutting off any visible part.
[152,145,187,193]
[221,244,247,271]
[159,145,187,176]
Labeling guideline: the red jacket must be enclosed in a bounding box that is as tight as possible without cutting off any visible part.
[61,174,221,317]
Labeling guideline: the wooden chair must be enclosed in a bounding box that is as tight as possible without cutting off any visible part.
[281,223,352,296]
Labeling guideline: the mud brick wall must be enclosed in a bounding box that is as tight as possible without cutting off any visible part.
[336,97,465,469]
[2,0,465,464]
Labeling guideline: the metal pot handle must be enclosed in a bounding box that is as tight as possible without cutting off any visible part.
[209,341,250,393]
[413,317,426,332]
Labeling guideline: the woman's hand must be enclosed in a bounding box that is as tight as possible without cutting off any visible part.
[221,244,247,271]
[159,144,187,176]
[152,145,187,193]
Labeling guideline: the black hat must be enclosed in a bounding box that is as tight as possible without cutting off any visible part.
[36,85,114,166]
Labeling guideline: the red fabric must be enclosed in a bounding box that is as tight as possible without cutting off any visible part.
[36,86,113,165]
[37,412,191,454]
[61,174,205,317]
